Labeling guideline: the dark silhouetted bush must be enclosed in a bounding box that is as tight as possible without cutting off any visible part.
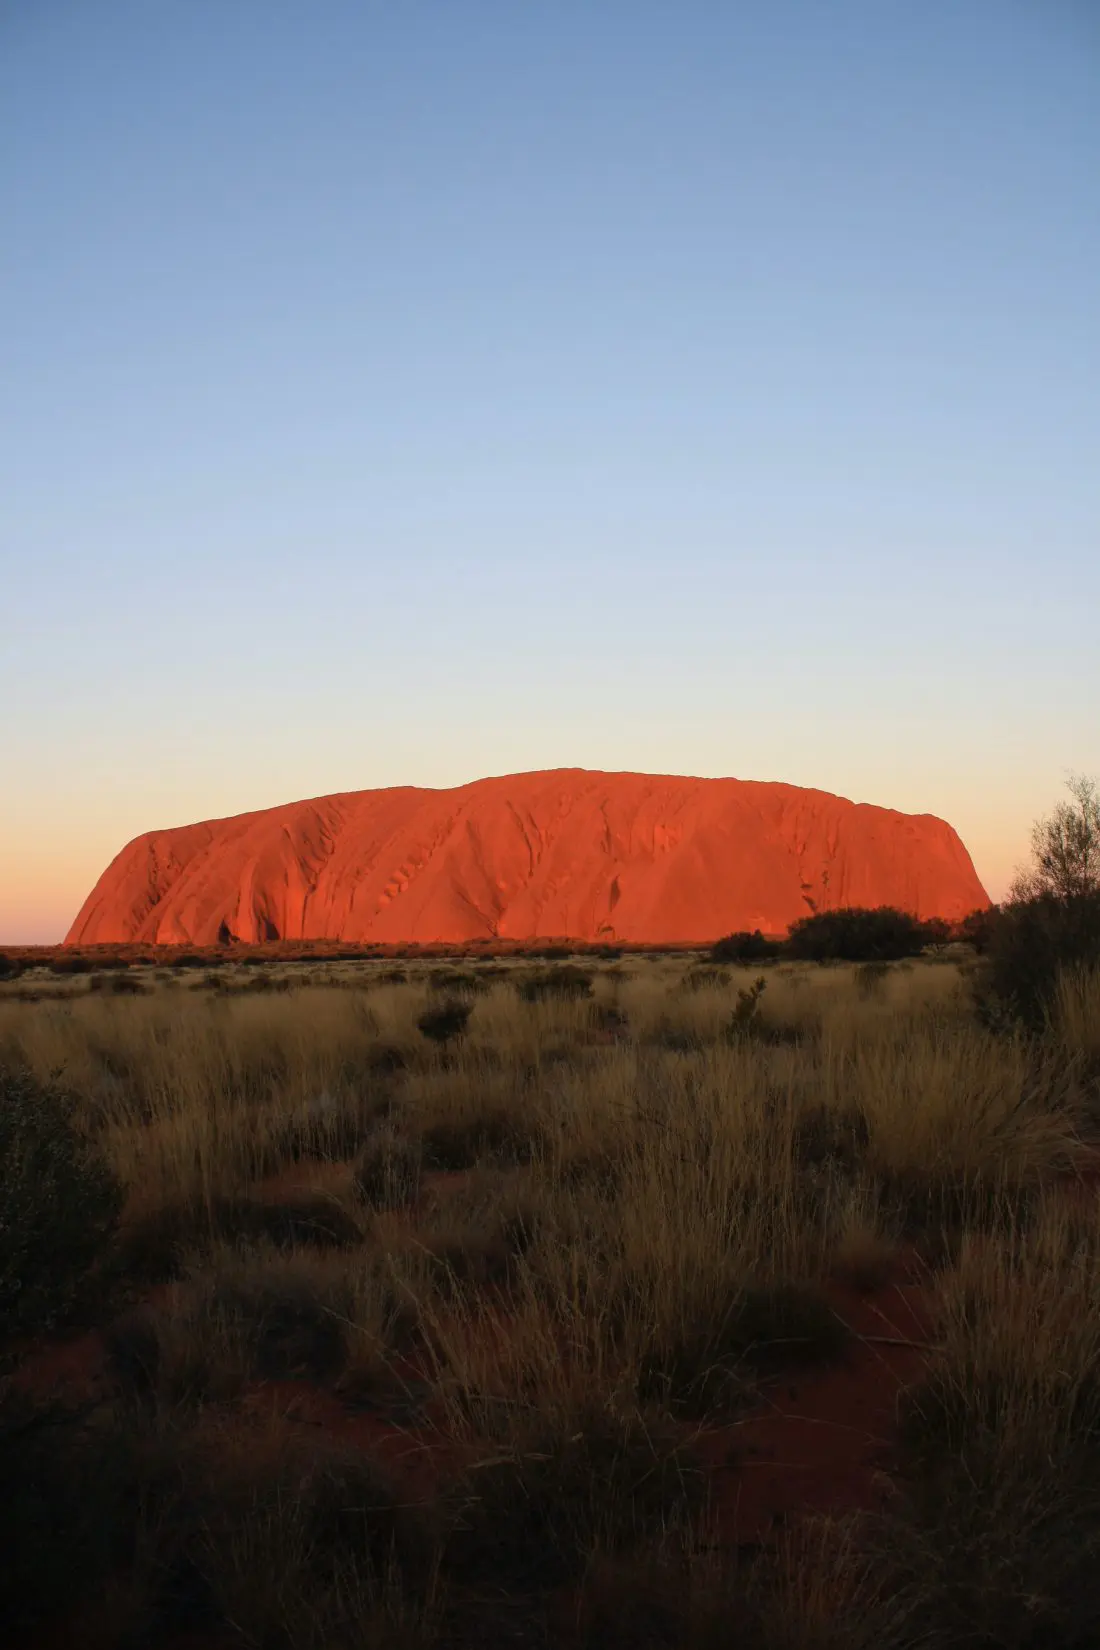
[979,892,1100,1032]
[710,930,781,964]
[417,998,473,1047]
[0,1068,124,1338]
[0,952,23,980]
[957,905,1000,953]
[785,906,931,963]
[920,916,952,950]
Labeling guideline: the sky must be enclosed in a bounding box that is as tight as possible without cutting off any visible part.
[1,1,1098,943]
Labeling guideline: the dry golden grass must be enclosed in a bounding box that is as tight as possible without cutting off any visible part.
[2,949,1098,1646]
[1050,963,1100,1068]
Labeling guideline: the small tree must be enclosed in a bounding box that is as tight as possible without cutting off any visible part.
[980,775,1100,1030]
[1011,774,1100,902]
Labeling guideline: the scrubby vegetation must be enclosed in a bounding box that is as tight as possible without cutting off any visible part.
[2,809,1098,1644]
[785,905,940,962]
[710,929,781,964]
[0,1067,123,1338]
[975,777,1100,1035]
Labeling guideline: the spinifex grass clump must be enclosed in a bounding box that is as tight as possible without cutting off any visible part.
[354,1126,423,1210]
[868,1196,1100,1647]
[114,1190,364,1286]
[639,1283,850,1417]
[416,998,473,1049]
[444,1401,703,1592]
[106,1246,411,1405]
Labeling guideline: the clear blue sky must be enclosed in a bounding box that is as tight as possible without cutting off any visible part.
[2,1,1097,940]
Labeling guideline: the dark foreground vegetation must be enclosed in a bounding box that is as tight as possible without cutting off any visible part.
[1,781,1098,1648]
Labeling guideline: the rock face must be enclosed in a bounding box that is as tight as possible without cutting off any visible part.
[66,769,989,947]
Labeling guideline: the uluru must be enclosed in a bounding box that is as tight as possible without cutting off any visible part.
[65,770,989,947]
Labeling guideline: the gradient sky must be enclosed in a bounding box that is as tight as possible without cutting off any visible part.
[2,2,1098,943]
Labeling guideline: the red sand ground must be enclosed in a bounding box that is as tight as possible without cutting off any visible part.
[66,769,989,948]
[14,1258,933,1650]
[14,1148,939,1644]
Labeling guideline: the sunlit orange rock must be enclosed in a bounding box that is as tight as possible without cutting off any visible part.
[66,769,989,946]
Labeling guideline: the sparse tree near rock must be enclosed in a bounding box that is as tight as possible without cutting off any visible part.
[1011,774,1100,903]
[979,774,1100,1029]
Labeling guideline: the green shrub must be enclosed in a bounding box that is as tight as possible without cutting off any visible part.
[724,975,767,1040]
[786,906,931,962]
[0,952,23,980]
[710,929,781,964]
[0,1067,124,1338]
